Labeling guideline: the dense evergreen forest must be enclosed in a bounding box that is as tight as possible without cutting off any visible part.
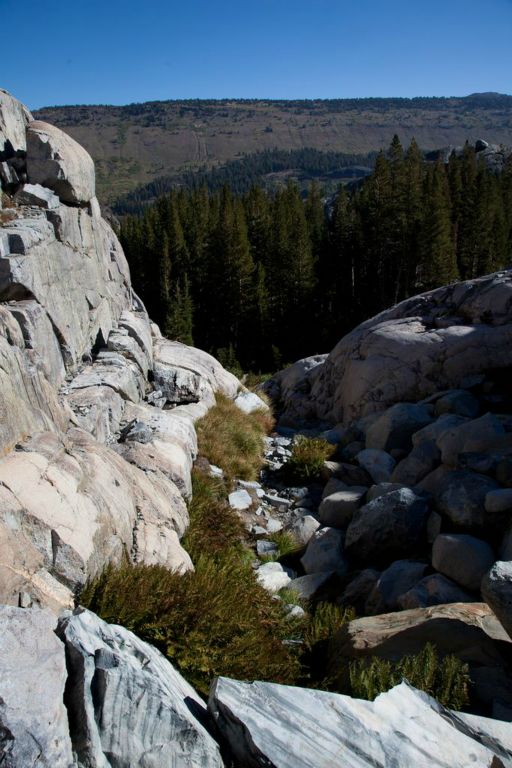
[120,137,512,372]
[113,148,377,215]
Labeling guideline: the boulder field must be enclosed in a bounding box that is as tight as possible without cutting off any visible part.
[1,87,512,766]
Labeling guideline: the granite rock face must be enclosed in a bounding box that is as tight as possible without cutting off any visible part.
[209,677,512,768]
[0,89,240,610]
[0,606,74,767]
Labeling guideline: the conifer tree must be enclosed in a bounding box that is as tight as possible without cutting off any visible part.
[419,161,459,289]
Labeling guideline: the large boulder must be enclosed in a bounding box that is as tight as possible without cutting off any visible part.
[482,561,512,640]
[365,559,428,614]
[208,678,512,768]
[269,272,512,425]
[436,412,512,466]
[434,470,501,528]
[432,533,495,592]
[58,608,223,768]
[366,403,434,452]
[398,574,474,609]
[0,606,74,767]
[344,488,430,565]
[26,120,96,204]
[300,527,347,575]
[318,486,366,528]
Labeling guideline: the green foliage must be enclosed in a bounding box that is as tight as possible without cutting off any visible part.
[82,555,302,696]
[304,603,355,650]
[120,138,512,371]
[280,436,335,484]
[195,392,273,482]
[348,643,470,710]
[268,530,302,558]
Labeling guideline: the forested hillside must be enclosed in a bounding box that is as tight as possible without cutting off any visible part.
[120,137,512,371]
[34,93,512,204]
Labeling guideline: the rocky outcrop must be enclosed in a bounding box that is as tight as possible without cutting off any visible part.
[0,89,239,611]
[0,606,74,767]
[0,606,224,768]
[209,677,512,767]
[58,608,223,768]
[266,271,512,425]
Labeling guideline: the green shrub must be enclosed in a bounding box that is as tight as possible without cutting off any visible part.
[195,392,273,482]
[348,643,470,710]
[280,436,335,484]
[268,530,302,559]
[81,555,302,696]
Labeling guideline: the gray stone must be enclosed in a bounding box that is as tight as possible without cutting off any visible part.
[300,527,347,575]
[27,120,96,204]
[58,608,223,767]
[263,493,293,510]
[435,470,500,527]
[0,606,74,767]
[356,448,396,483]
[287,513,321,547]
[321,476,347,499]
[427,511,443,543]
[267,517,283,534]
[14,182,59,209]
[257,540,279,556]
[366,559,429,614]
[398,574,474,609]
[437,412,512,467]
[434,389,480,418]
[497,457,512,487]
[341,568,380,613]
[345,488,430,565]
[256,562,292,593]
[208,678,512,768]
[318,486,366,528]
[482,561,512,640]
[391,440,441,486]
[432,533,495,591]
[486,489,512,514]
[500,527,512,560]
[412,413,469,447]
[323,460,372,486]
[366,403,434,452]
[234,390,269,413]
[366,482,408,502]
[229,489,253,510]
[288,571,332,599]
[121,419,153,444]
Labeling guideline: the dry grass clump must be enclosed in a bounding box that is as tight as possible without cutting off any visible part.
[281,436,335,484]
[195,392,273,482]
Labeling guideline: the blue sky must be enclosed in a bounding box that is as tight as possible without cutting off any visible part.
[2,0,512,108]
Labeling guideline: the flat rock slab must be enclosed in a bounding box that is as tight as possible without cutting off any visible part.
[229,488,253,510]
[208,678,512,767]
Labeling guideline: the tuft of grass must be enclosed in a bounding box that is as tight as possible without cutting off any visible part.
[183,469,246,561]
[81,555,303,697]
[195,392,274,482]
[268,530,302,558]
[348,643,470,711]
[280,436,335,484]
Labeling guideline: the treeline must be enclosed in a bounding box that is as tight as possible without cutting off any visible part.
[120,137,512,371]
[113,147,376,215]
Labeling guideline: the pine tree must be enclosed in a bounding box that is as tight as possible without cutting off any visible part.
[419,161,459,289]
[164,275,194,346]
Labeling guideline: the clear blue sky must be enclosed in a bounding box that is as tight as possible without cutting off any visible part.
[3,0,511,109]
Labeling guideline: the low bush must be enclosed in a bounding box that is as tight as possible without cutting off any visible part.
[195,392,273,482]
[82,555,303,696]
[348,643,470,710]
[280,436,335,484]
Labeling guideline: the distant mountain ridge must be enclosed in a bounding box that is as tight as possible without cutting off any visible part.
[34,93,512,204]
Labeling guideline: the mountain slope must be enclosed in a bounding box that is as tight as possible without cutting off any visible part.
[34,93,512,203]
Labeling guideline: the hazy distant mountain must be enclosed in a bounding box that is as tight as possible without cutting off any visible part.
[34,93,512,204]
